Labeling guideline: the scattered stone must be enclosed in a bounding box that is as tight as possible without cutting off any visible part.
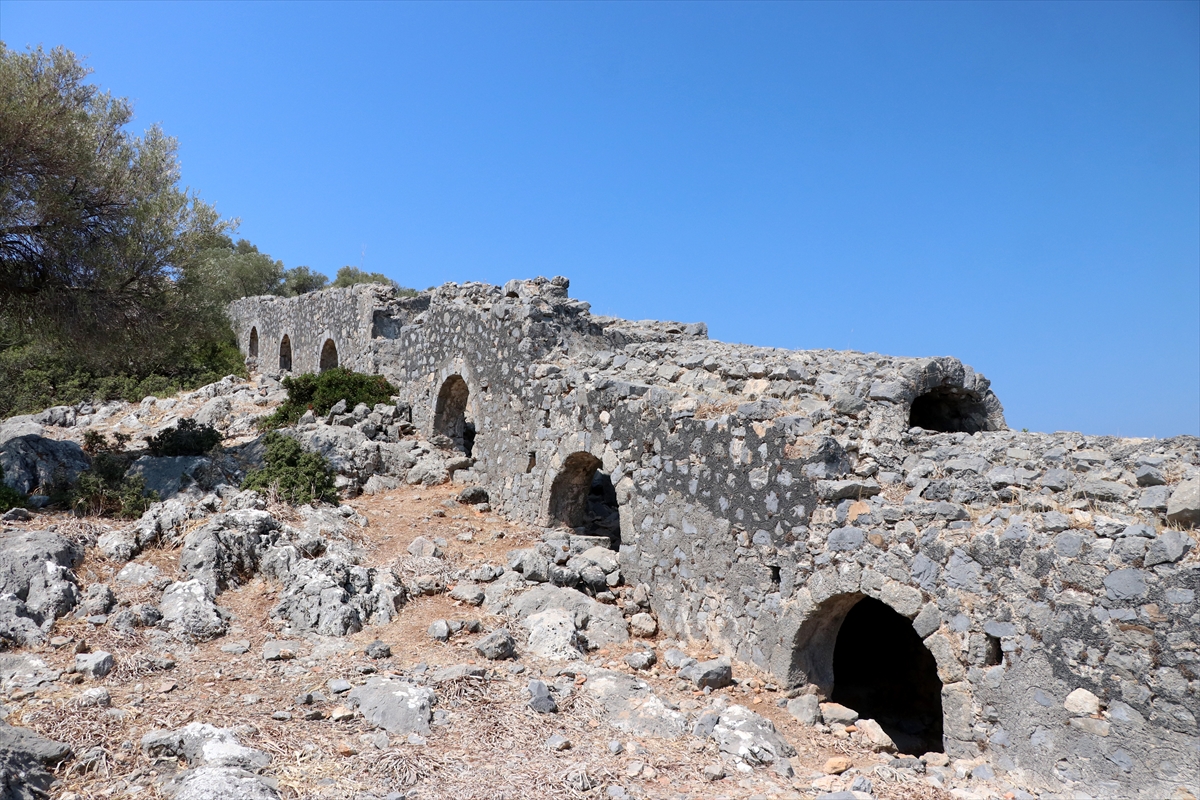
[702,763,726,781]
[679,659,733,690]
[629,613,658,638]
[823,756,852,775]
[1166,478,1200,528]
[528,680,558,714]
[1064,688,1101,716]
[449,583,486,606]
[347,678,435,735]
[365,640,392,659]
[856,718,896,751]
[546,733,571,751]
[77,687,111,707]
[474,629,517,660]
[73,651,113,679]
[624,650,656,671]
[262,640,303,661]
[428,620,452,642]
[787,694,821,725]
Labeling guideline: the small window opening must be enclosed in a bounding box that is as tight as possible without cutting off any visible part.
[526,452,537,473]
[832,597,944,754]
[433,375,474,455]
[984,635,1003,667]
[908,387,988,433]
[248,327,259,358]
[278,334,293,371]
[549,452,622,549]
[770,566,782,587]
[319,339,338,372]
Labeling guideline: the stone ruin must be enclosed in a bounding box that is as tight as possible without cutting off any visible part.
[228,278,1199,798]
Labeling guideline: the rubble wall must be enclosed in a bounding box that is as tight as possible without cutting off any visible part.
[231,278,1199,799]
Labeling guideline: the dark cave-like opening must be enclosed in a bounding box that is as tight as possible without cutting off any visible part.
[831,596,944,755]
[908,387,988,433]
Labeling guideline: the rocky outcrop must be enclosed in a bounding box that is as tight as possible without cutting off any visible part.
[0,721,70,800]
[0,530,83,646]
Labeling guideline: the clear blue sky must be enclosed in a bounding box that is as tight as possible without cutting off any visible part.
[2,1,1197,438]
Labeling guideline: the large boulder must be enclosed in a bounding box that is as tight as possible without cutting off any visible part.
[0,434,89,495]
[582,668,688,740]
[710,705,797,766]
[347,678,435,735]
[0,530,83,645]
[1166,478,1200,528]
[0,721,71,800]
[125,456,217,500]
[506,584,628,649]
[160,580,228,642]
[180,510,278,593]
[142,723,277,800]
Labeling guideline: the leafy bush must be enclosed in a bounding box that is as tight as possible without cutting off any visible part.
[148,418,222,457]
[0,465,25,513]
[259,368,396,429]
[0,338,246,419]
[81,430,131,455]
[70,453,158,518]
[241,432,337,505]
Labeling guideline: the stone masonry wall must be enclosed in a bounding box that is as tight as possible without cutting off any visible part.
[230,278,1200,799]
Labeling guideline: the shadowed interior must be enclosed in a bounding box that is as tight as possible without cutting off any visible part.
[831,596,944,755]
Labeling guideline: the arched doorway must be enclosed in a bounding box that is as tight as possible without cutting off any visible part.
[278,335,293,371]
[789,594,943,755]
[433,375,474,455]
[909,387,988,433]
[248,327,259,358]
[319,339,338,372]
[549,452,621,548]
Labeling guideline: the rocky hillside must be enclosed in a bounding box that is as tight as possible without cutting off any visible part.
[0,377,1060,800]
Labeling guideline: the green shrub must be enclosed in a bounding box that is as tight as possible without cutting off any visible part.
[241,432,337,505]
[70,453,158,518]
[259,368,396,429]
[0,465,25,513]
[148,418,222,457]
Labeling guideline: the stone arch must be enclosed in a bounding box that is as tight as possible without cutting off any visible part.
[319,339,338,372]
[278,335,293,372]
[789,592,943,755]
[248,327,259,358]
[909,386,989,433]
[548,452,622,548]
[433,374,474,455]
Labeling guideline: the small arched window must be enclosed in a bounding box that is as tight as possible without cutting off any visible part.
[319,339,338,372]
[278,334,292,371]
[248,327,259,358]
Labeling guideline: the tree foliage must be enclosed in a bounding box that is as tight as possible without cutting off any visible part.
[0,44,228,346]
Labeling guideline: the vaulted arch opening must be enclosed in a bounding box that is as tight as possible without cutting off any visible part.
[248,327,259,358]
[278,335,292,372]
[789,593,943,755]
[833,597,943,754]
[319,339,338,372]
[549,452,621,548]
[908,387,988,433]
[433,375,474,455]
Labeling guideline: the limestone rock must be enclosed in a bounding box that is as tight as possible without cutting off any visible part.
[347,678,435,735]
[1165,478,1199,528]
[711,705,796,765]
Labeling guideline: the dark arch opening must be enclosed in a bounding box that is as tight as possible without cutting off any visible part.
[433,375,474,455]
[248,327,259,358]
[278,335,292,372]
[549,452,621,548]
[319,339,338,372]
[908,387,988,433]
[831,597,944,755]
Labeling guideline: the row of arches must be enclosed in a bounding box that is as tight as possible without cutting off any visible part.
[246,327,335,373]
